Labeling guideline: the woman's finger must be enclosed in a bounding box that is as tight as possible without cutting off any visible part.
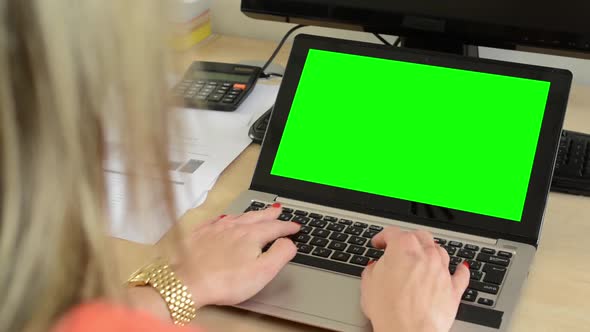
[371,226,404,249]
[451,262,471,301]
[248,220,301,246]
[436,245,450,268]
[231,206,282,225]
[412,229,435,249]
[252,238,298,286]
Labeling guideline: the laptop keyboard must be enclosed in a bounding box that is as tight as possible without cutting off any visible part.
[245,201,514,308]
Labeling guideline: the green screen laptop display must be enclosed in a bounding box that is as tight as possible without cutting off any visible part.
[270,49,551,222]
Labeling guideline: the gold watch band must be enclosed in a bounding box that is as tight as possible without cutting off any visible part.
[129,261,197,326]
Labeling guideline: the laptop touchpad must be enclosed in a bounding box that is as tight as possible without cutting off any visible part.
[250,263,369,327]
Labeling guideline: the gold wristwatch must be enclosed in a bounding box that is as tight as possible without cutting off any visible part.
[127,259,197,326]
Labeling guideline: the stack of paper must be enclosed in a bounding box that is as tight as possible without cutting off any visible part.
[107,83,280,244]
[170,0,212,51]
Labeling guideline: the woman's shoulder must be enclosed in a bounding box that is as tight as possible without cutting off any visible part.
[53,301,201,332]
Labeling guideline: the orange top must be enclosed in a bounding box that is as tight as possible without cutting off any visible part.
[53,302,203,332]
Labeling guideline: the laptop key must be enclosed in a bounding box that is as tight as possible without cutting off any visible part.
[350,255,370,266]
[294,210,309,216]
[328,241,347,251]
[476,253,510,267]
[282,207,294,213]
[449,241,463,248]
[366,248,384,259]
[293,234,311,243]
[470,271,483,281]
[362,230,379,238]
[291,253,364,277]
[311,228,330,238]
[469,280,499,295]
[329,232,349,242]
[345,226,363,236]
[309,213,323,219]
[309,219,328,228]
[331,251,351,262]
[353,222,368,228]
[462,292,477,302]
[312,247,333,258]
[482,264,507,285]
[346,245,366,255]
[450,257,463,265]
[324,216,338,222]
[278,213,293,221]
[338,219,353,225]
[449,265,457,275]
[292,216,310,224]
[310,237,329,247]
[467,260,482,270]
[434,237,447,245]
[457,249,476,259]
[299,225,312,234]
[296,243,313,254]
[348,236,367,246]
[478,298,494,306]
[481,248,496,255]
[251,201,265,208]
[498,251,513,258]
[327,223,346,232]
[369,225,383,231]
[443,246,457,256]
[465,244,480,251]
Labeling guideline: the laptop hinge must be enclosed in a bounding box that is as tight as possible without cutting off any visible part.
[276,196,498,245]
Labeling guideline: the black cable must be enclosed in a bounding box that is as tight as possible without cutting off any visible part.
[373,33,391,46]
[260,24,306,74]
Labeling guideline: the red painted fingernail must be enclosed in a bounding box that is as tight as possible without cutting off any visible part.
[272,202,281,208]
[219,214,227,219]
[463,261,470,269]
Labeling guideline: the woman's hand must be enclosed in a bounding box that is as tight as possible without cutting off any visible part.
[174,204,300,309]
[361,227,470,332]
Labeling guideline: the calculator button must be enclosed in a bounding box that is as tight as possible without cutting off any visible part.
[222,98,234,103]
[206,81,218,85]
[222,82,232,87]
[196,95,208,100]
[196,80,206,84]
[218,87,229,92]
[208,94,224,102]
[233,83,247,90]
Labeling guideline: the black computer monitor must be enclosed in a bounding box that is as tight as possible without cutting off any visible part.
[241,0,590,56]
[241,0,590,195]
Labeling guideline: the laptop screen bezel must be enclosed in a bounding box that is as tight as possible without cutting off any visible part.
[251,34,572,246]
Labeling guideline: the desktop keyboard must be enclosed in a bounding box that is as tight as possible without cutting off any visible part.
[245,201,514,308]
[552,130,590,196]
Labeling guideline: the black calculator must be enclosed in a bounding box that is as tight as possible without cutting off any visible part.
[172,61,262,112]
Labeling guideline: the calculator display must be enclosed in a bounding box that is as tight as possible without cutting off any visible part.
[192,71,250,83]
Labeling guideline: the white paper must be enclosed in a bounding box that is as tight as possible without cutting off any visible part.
[106,83,280,244]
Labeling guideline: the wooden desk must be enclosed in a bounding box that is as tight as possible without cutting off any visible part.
[114,35,590,331]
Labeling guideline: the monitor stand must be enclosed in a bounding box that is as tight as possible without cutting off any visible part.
[399,36,590,197]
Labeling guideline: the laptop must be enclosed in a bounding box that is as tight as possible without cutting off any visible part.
[224,34,572,331]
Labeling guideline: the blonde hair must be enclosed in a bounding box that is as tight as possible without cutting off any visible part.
[0,1,174,331]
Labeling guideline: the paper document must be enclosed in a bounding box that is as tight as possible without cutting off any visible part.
[106,83,280,244]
